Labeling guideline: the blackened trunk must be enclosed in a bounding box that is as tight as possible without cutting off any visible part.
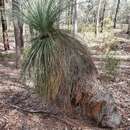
[13,21,22,68]
[0,0,9,51]
[19,22,24,49]
[12,0,24,68]
[127,16,130,34]
[67,0,71,30]
[93,12,97,36]
[113,0,120,28]
[29,25,34,39]
[100,0,106,33]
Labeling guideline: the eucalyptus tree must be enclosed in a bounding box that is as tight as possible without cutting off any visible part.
[66,0,73,30]
[12,0,24,68]
[66,0,78,34]
[96,0,102,36]
[126,4,130,34]
[100,0,106,32]
[17,0,121,128]
[0,0,10,51]
[72,0,78,34]
[113,0,120,28]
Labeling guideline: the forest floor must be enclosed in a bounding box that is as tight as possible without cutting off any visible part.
[0,30,130,130]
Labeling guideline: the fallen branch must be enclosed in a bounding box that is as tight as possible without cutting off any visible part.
[0,114,7,129]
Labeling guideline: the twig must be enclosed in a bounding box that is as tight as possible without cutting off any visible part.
[9,103,54,115]
[0,114,7,129]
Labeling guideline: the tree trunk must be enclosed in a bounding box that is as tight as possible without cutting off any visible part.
[124,0,128,24]
[29,25,34,39]
[57,0,62,29]
[72,0,78,35]
[0,0,10,51]
[66,0,71,30]
[66,0,74,31]
[100,0,106,33]
[13,21,22,68]
[113,0,120,28]
[127,16,130,34]
[127,25,130,34]
[93,12,97,36]
[96,0,102,37]
[19,22,24,49]
[12,0,24,68]
[125,0,130,34]
[52,33,121,128]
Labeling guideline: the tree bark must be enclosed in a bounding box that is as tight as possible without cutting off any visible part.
[93,12,97,36]
[29,25,34,39]
[19,22,24,49]
[125,0,130,34]
[127,16,130,34]
[113,0,120,28]
[100,0,106,33]
[0,0,10,51]
[12,0,24,68]
[72,0,78,35]
[66,0,73,31]
[96,0,102,36]
[124,0,128,24]
[13,21,22,68]
[57,0,62,29]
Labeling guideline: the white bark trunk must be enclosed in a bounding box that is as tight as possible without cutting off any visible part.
[96,0,102,37]
[73,0,78,35]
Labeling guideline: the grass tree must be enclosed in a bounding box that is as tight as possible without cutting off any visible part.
[15,0,121,128]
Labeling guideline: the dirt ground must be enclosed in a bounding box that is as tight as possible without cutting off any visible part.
[0,51,129,130]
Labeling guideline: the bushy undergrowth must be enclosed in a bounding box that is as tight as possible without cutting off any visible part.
[104,52,120,76]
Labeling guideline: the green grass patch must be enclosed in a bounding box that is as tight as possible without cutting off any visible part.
[0,52,16,60]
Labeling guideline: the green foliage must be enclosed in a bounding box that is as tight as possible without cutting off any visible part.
[103,17,113,31]
[104,52,120,76]
[0,52,15,59]
[101,33,118,53]
[78,24,95,33]
[108,42,119,51]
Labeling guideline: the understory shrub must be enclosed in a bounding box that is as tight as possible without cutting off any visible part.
[104,52,120,77]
